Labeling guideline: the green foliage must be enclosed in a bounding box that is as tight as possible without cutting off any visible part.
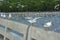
[0,0,60,12]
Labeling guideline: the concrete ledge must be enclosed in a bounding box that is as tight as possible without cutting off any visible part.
[0,18,28,34]
[0,18,60,40]
[30,26,60,40]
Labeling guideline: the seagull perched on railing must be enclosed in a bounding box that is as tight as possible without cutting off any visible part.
[43,21,52,31]
[43,21,52,27]
[25,17,41,23]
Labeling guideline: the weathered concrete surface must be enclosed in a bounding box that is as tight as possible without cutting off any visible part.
[0,29,14,40]
[0,18,28,40]
[0,18,60,40]
[30,26,60,40]
[0,18,28,34]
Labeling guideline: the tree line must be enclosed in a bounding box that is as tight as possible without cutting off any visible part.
[0,0,60,12]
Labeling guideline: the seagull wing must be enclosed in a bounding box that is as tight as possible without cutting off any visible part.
[33,17,41,21]
[27,20,33,23]
[27,19,36,23]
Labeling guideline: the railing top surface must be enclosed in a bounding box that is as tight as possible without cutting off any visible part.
[0,12,60,14]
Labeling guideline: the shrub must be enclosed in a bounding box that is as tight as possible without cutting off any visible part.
[0,0,60,12]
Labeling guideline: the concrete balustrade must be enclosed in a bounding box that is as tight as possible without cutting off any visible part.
[0,18,28,40]
[0,17,60,40]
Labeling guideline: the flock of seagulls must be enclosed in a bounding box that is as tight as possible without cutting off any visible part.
[0,13,12,18]
[25,17,53,32]
[0,14,53,28]
[0,14,58,31]
[0,14,60,32]
[25,17,52,28]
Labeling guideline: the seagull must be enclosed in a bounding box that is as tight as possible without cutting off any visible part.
[27,17,40,23]
[8,13,12,18]
[43,21,52,27]
[1,13,6,17]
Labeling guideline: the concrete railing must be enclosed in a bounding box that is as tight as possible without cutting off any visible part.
[0,18,60,40]
[29,26,60,40]
[0,18,28,40]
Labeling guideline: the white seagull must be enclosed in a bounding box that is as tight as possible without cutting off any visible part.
[43,21,52,27]
[26,17,40,23]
